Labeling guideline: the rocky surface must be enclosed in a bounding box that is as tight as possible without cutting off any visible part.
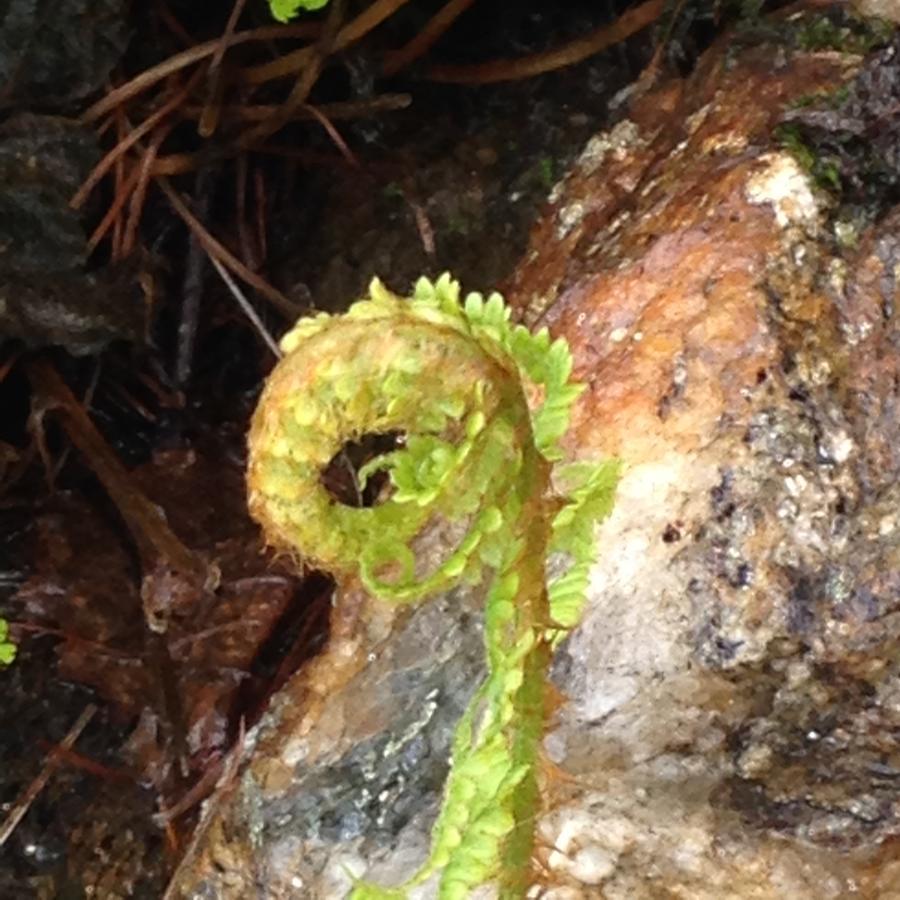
[169,12,900,899]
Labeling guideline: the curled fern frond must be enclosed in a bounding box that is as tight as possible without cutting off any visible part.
[247,274,619,898]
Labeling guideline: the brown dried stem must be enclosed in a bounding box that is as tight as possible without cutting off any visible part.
[199,0,249,137]
[428,0,664,84]
[382,0,477,77]
[301,104,359,168]
[181,92,411,123]
[0,705,98,848]
[71,73,201,211]
[156,177,300,319]
[122,122,174,257]
[26,360,207,583]
[152,93,409,179]
[81,22,320,124]
[240,0,411,85]
[238,0,347,147]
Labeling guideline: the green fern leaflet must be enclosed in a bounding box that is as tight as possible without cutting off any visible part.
[268,0,330,24]
[0,618,15,666]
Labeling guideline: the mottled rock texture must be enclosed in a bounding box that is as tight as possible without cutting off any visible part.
[170,14,900,900]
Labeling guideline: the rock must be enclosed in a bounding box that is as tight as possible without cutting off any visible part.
[854,0,900,25]
[0,114,144,354]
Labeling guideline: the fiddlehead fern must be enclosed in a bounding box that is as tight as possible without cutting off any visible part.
[247,274,618,899]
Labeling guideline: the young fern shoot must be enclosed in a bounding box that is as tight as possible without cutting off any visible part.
[247,274,619,898]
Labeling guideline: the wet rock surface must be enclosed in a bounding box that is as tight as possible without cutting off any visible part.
[171,12,900,900]
[0,114,144,353]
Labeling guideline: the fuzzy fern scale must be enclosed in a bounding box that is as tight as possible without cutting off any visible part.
[247,274,618,898]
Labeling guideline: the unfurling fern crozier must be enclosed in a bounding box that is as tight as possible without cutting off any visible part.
[247,274,619,899]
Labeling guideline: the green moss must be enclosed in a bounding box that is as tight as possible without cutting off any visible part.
[537,157,556,191]
[788,84,851,111]
[776,123,842,194]
[794,12,893,54]
[731,4,893,61]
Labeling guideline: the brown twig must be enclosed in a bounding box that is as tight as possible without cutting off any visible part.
[182,92,411,123]
[87,166,141,254]
[157,1,195,47]
[81,23,321,124]
[26,362,206,782]
[71,72,201,211]
[146,152,220,177]
[382,0,476,77]
[237,43,313,86]
[0,351,20,385]
[208,255,282,359]
[143,570,192,780]
[87,153,142,254]
[149,146,350,176]
[150,94,409,179]
[0,705,98,848]
[161,719,246,900]
[44,358,103,486]
[197,72,226,140]
[26,359,207,583]
[240,0,411,85]
[35,741,134,784]
[407,194,436,257]
[174,167,216,388]
[234,157,268,272]
[154,755,225,826]
[238,0,347,148]
[428,0,664,84]
[199,0,249,137]
[253,167,268,265]
[302,104,359,168]
[122,121,174,257]
[210,0,247,75]
[235,154,256,269]
[113,108,127,258]
[10,621,141,661]
[156,177,300,319]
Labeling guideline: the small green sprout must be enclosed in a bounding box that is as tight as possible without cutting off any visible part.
[0,618,16,666]
[268,0,331,24]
